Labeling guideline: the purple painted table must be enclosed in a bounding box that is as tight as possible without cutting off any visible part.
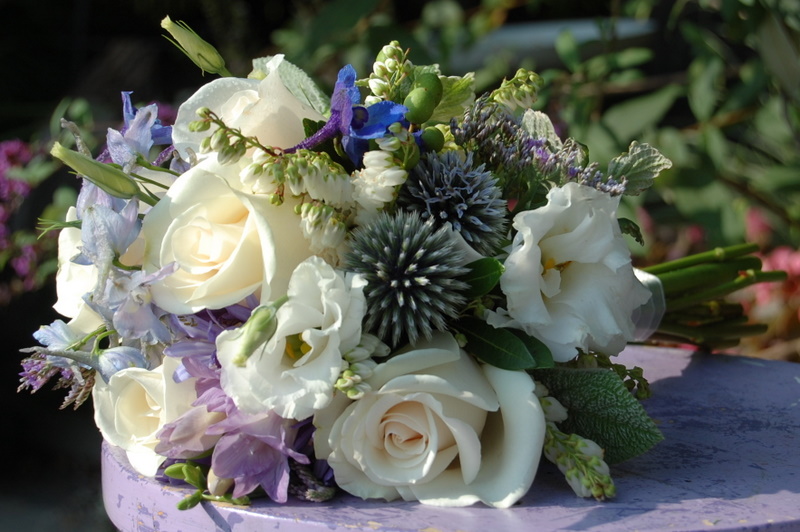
[102,346,800,532]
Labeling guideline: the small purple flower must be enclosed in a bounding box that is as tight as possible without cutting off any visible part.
[208,409,309,502]
[287,65,407,166]
[98,92,173,168]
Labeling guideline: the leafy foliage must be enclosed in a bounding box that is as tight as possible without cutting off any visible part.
[534,366,663,464]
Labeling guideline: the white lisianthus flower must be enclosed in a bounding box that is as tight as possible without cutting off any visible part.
[93,357,198,476]
[314,332,546,508]
[140,154,312,315]
[486,182,651,362]
[217,256,366,420]
[171,55,325,159]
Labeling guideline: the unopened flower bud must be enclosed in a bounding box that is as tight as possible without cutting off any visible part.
[207,470,235,496]
[161,16,231,76]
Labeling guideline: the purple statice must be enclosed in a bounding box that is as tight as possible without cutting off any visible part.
[287,65,407,166]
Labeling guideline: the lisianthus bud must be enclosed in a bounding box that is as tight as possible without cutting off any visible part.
[161,16,231,77]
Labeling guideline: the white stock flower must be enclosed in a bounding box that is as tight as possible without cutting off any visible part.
[217,256,366,420]
[93,357,198,476]
[172,55,325,159]
[141,154,313,315]
[313,332,546,508]
[486,182,651,362]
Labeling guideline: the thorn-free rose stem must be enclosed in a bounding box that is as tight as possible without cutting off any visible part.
[642,243,760,275]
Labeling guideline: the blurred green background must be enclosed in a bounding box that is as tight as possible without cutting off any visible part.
[1,0,798,528]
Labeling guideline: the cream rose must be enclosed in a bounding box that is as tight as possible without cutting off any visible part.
[172,55,325,159]
[93,357,199,476]
[487,182,651,362]
[313,332,546,508]
[140,154,313,315]
[218,256,366,420]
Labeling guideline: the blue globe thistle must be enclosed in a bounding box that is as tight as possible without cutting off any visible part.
[396,151,508,256]
[345,210,469,347]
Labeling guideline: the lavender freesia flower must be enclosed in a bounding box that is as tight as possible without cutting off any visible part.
[208,409,309,502]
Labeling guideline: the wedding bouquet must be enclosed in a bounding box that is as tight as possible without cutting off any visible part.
[19,18,785,510]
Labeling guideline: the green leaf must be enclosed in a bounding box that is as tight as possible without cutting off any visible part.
[600,84,683,144]
[555,30,581,72]
[607,141,673,196]
[534,367,663,464]
[453,317,537,370]
[429,72,476,124]
[687,55,724,121]
[521,109,563,149]
[459,257,504,298]
[618,217,644,246]
[50,142,141,199]
[250,56,331,116]
[506,328,554,368]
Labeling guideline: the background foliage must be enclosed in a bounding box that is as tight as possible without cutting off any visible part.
[3,0,799,343]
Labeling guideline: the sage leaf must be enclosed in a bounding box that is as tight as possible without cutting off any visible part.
[607,141,673,196]
[534,366,663,464]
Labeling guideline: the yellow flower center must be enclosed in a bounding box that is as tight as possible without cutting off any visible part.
[542,257,573,273]
[284,333,312,360]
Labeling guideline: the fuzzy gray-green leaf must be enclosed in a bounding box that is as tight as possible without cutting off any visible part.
[607,141,672,196]
[534,366,663,464]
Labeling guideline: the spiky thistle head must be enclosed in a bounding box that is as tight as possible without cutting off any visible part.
[396,151,508,256]
[344,210,469,347]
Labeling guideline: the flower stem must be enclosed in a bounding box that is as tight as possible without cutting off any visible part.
[665,270,787,311]
[642,243,759,275]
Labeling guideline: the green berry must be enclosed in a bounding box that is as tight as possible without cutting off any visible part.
[414,73,443,106]
[403,87,436,124]
[420,127,444,152]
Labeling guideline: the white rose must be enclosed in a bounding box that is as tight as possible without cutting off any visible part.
[93,357,197,476]
[218,256,366,420]
[141,154,313,315]
[313,332,545,508]
[172,55,325,159]
[53,206,104,330]
[487,182,651,362]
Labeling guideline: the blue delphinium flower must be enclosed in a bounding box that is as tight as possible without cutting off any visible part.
[100,91,173,169]
[287,65,406,166]
[344,210,469,347]
[397,151,508,256]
